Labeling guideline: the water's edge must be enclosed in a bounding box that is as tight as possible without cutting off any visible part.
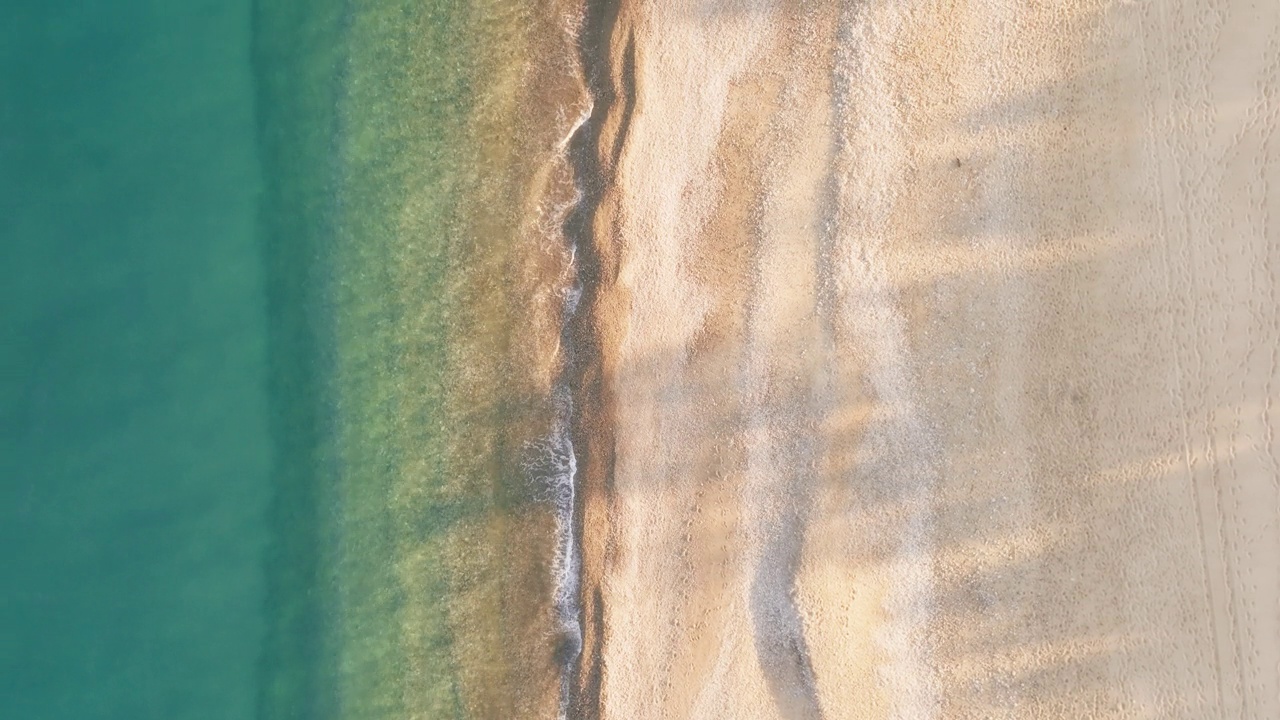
[562,1,625,717]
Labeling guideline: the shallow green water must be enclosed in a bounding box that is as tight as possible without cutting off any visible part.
[259,0,571,714]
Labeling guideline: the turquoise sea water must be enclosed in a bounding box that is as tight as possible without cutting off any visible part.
[3,0,569,716]
[0,1,269,717]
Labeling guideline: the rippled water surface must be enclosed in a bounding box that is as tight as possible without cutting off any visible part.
[4,1,573,718]
[0,1,267,717]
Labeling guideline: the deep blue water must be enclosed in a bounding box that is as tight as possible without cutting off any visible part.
[0,1,270,717]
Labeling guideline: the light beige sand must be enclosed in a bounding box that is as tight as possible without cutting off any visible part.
[579,0,1280,717]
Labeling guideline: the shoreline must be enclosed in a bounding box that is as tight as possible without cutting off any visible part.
[562,0,626,715]
[254,0,1280,716]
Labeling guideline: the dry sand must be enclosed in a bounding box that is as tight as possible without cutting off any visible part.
[575,0,1280,717]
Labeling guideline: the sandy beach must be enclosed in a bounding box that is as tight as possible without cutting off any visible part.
[574,0,1280,717]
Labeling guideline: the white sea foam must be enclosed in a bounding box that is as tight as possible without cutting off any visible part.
[525,8,593,717]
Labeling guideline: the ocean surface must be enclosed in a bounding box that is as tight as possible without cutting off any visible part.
[3,0,575,718]
[0,0,268,718]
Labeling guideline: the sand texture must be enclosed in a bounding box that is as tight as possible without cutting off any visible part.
[573,0,1280,717]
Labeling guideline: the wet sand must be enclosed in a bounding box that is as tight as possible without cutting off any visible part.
[576,0,1280,718]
